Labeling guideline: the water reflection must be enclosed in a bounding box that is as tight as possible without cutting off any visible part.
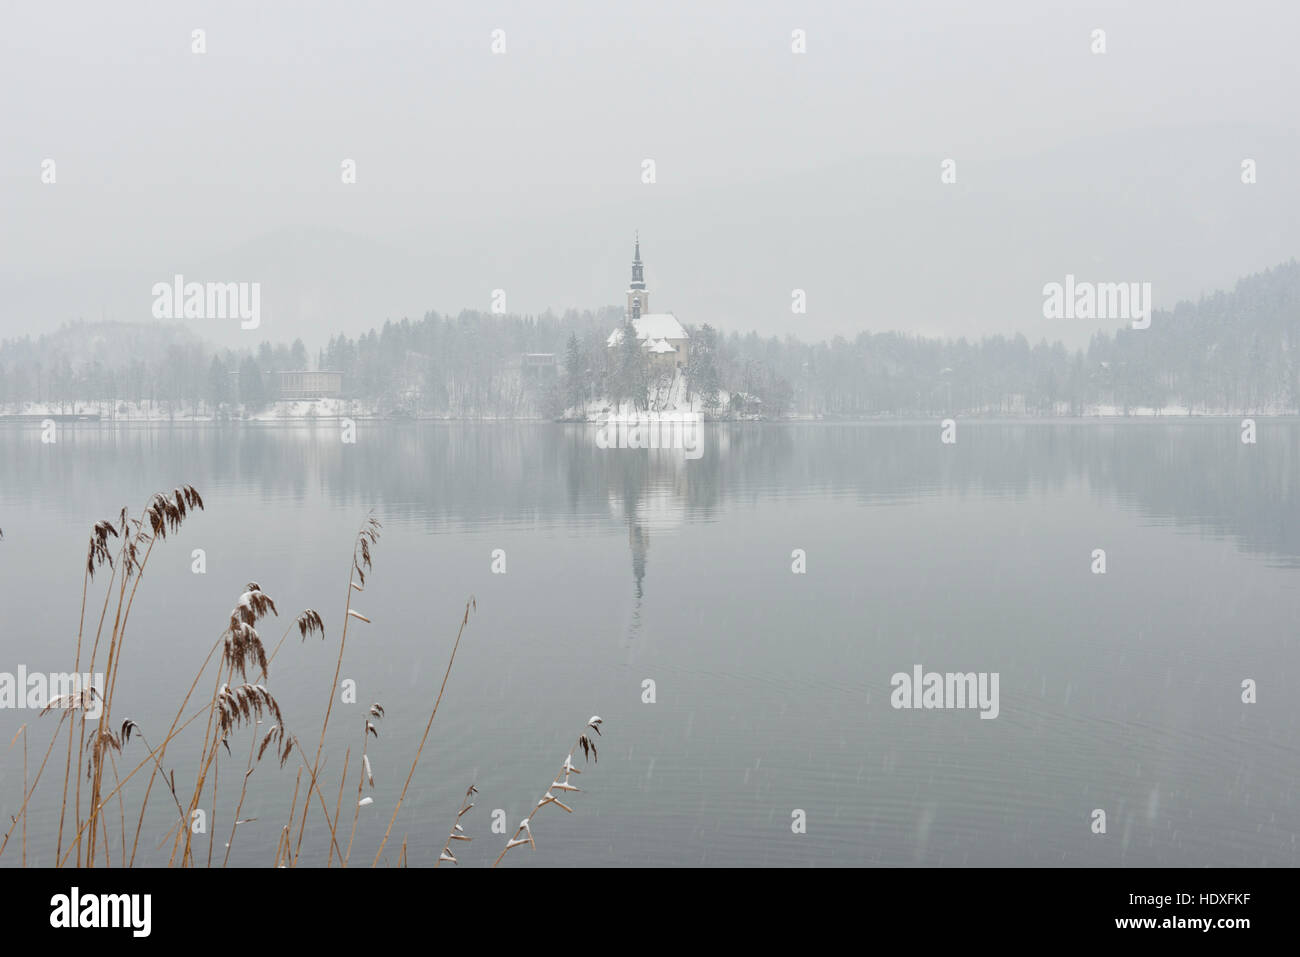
[2,418,1298,867]
[3,419,1298,566]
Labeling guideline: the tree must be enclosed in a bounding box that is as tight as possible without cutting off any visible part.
[563,332,585,413]
[207,355,229,414]
[238,356,267,411]
[686,323,721,413]
[615,319,648,411]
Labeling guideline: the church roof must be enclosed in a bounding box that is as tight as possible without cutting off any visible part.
[636,314,688,341]
[607,313,689,348]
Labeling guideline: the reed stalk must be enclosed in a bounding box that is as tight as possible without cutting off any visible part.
[371,597,474,867]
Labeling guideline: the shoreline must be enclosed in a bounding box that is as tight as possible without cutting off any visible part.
[2,409,1298,424]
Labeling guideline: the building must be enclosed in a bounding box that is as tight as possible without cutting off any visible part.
[521,353,558,379]
[277,371,343,400]
[606,235,689,372]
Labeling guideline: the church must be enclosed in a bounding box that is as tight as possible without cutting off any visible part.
[606,235,690,372]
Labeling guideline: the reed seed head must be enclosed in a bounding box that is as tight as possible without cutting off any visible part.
[215,683,292,765]
[296,609,325,641]
[224,584,279,678]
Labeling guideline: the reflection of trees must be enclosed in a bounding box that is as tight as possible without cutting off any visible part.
[5,421,1300,566]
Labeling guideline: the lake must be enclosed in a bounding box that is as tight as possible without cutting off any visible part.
[0,419,1297,867]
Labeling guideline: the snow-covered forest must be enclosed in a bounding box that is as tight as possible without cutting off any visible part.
[2,260,1298,419]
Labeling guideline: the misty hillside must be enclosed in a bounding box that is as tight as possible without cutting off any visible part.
[0,320,207,368]
[0,321,211,407]
[1085,259,1300,412]
[1,259,1297,417]
[752,258,1300,415]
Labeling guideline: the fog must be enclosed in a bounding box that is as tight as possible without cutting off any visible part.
[1,0,1297,349]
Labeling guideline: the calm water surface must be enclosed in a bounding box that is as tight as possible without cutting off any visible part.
[1,420,1297,866]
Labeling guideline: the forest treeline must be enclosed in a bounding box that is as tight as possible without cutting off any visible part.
[1,260,1297,417]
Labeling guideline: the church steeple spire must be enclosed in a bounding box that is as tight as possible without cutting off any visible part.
[627,231,648,319]
[629,232,645,291]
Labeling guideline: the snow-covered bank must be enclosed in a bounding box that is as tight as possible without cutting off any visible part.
[0,399,370,421]
[1,390,1296,423]
[0,398,553,421]
[1080,402,1297,417]
[563,369,759,420]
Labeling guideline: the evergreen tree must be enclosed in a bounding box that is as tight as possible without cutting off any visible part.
[207,355,229,413]
[686,323,722,412]
[564,332,585,413]
[616,319,648,411]
[238,356,266,411]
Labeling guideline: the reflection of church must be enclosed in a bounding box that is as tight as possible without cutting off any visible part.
[617,484,687,641]
[629,520,648,602]
[614,475,653,641]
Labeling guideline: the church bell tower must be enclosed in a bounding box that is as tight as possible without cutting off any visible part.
[626,232,648,320]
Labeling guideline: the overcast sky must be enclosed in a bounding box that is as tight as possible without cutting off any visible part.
[1,0,1297,349]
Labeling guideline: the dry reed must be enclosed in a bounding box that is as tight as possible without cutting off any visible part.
[0,486,607,869]
[434,784,478,867]
[493,717,605,868]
